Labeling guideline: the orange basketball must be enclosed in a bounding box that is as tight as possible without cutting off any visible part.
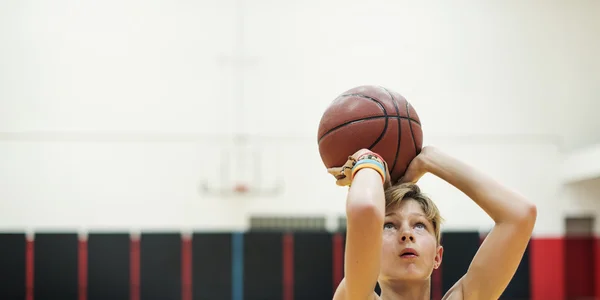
[317,85,423,183]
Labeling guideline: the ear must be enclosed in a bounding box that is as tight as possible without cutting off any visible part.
[433,245,444,269]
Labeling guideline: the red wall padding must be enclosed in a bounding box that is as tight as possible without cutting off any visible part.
[530,238,565,300]
[596,238,600,299]
[564,237,596,299]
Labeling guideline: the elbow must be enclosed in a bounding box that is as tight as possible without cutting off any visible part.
[346,199,384,226]
[516,202,537,230]
[526,202,537,225]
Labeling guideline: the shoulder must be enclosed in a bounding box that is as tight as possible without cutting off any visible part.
[442,284,464,300]
[442,276,477,300]
[333,279,380,300]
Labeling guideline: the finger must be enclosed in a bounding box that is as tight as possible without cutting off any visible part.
[397,176,405,184]
[336,178,351,187]
[327,167,342,175]
[402,173,421,184]
[328,169,349,182]
[398,172,416,184]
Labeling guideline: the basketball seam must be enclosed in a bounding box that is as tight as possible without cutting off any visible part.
[380,86,402,178]
[336,94,421,126]
[347,94,390,149]
[318,116,420,143]
[406,102,419,156]
[338,93,389,150]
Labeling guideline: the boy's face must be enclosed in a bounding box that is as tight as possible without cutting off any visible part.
[379,199,443,282]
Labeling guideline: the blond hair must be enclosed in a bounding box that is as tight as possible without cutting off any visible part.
[384,183,443,245]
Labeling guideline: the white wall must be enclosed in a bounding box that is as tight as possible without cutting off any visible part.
[562,143,600,183]
[1,0,599,235]
[0,136,562,234]
[561,178,600,233]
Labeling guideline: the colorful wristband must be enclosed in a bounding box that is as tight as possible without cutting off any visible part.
[351,158,386,184]
[353,158,385,173]
[357,152,385,164]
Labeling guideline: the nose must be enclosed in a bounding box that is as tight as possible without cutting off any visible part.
[400,229,415,243]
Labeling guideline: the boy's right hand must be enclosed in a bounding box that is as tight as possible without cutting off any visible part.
[327,149,390,187]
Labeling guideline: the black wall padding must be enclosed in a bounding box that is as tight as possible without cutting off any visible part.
[0,233,26,299]
[88,233,131,300]
[294,232,333,299]
[192,233,232,300]
[440,231,480,294]
[500,240,530,299]
[140,233,181,300]
[34,233,79,300]
[340,232,381,295]
[244,232,282,300]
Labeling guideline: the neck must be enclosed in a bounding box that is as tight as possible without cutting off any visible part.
[379,279,431,300]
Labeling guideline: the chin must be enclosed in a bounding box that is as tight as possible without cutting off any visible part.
[403,273,429,281]
[397,271,428,281]
[382,266,429,282]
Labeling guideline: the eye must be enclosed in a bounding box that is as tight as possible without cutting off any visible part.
[415,222,426,229]
[384,222,395,230]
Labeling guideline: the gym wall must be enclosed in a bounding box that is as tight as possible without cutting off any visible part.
[1,1,600,300]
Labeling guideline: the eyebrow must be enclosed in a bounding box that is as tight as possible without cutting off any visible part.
[384,212,426,217]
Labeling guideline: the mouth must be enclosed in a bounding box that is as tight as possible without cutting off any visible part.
[400,248,418,258]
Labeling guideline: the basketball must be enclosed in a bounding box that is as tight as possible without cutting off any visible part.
[317,85,423,184]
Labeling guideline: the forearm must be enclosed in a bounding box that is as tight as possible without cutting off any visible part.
[346,168,386,219]
[424,148,536,225]
[342,166,386,299]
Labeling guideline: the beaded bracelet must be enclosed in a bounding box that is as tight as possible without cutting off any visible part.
[351,152,387,184]
[357,152,385,165]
